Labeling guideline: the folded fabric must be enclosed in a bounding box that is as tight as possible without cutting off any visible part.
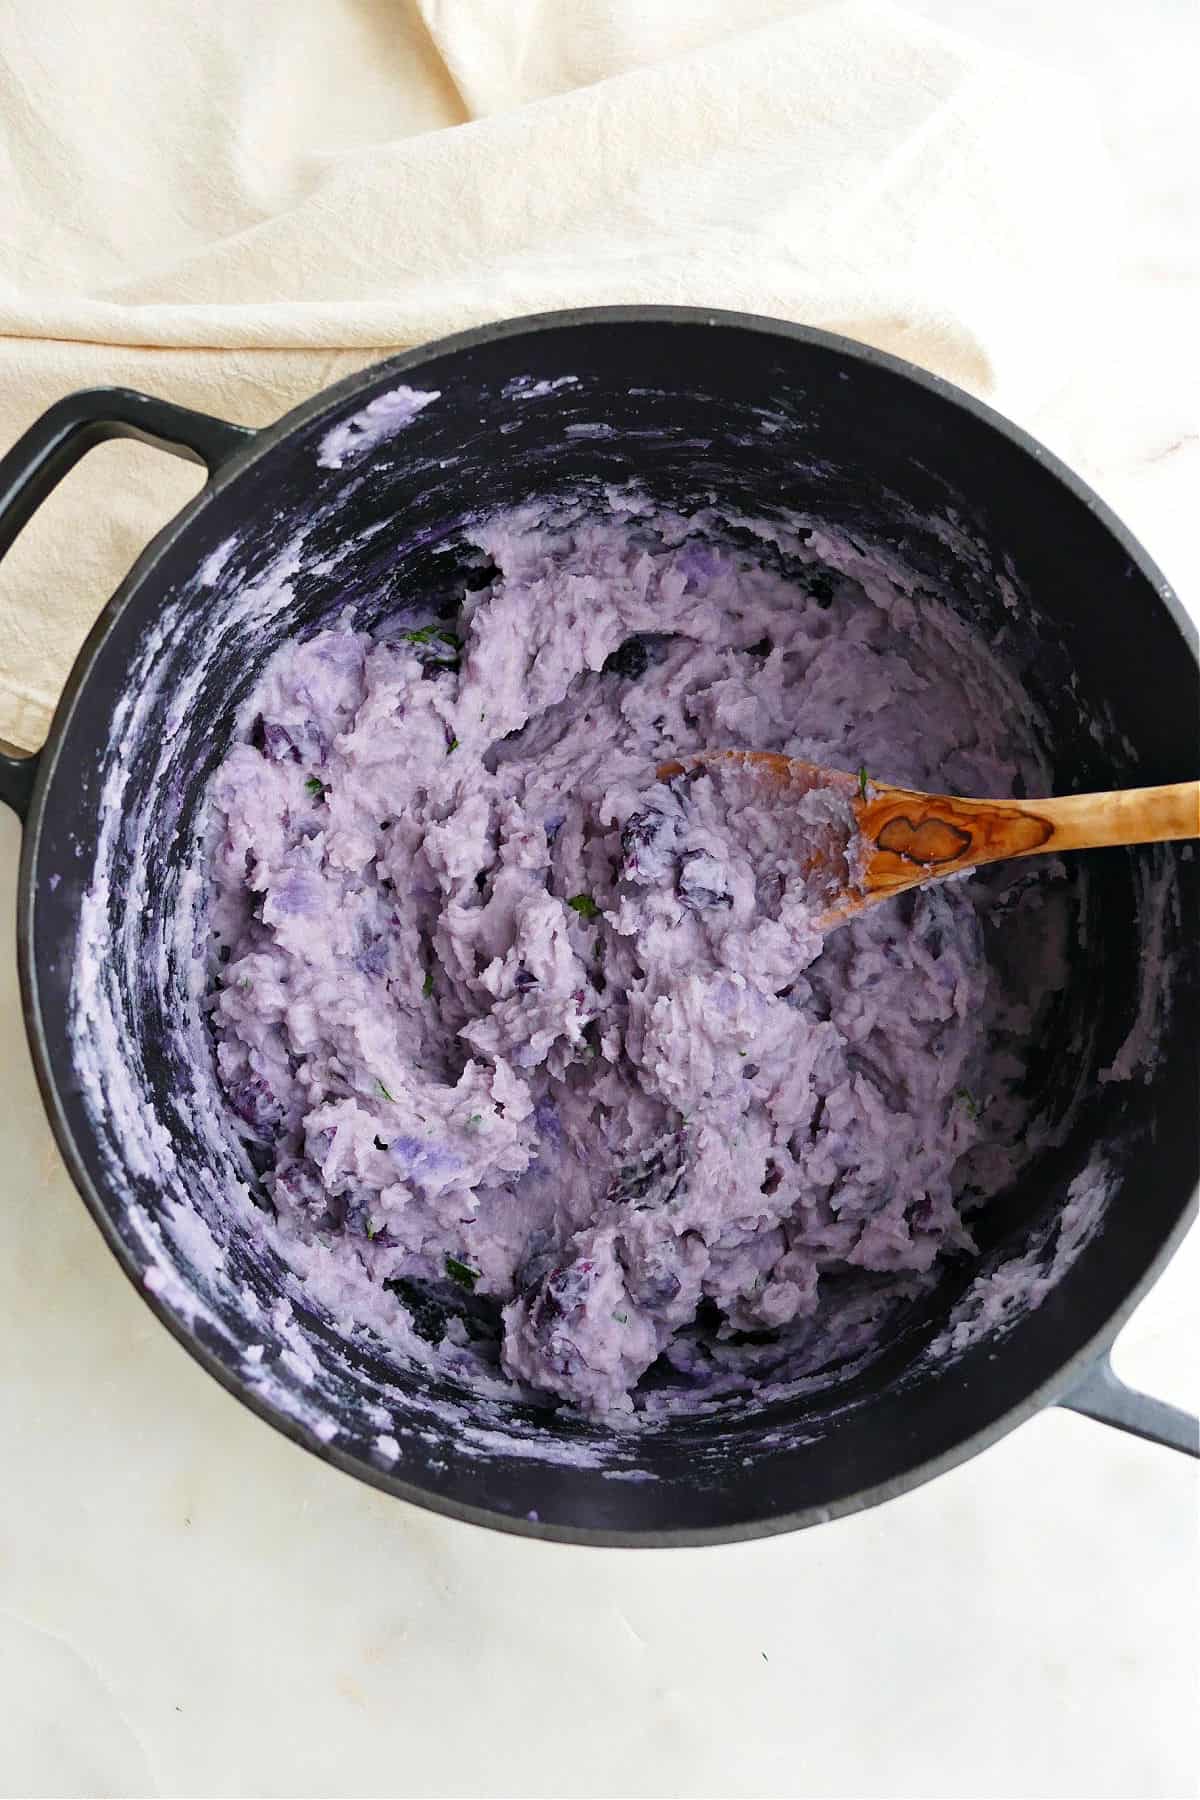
[0,0,1182,749]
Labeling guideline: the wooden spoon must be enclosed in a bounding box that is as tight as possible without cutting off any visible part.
[657,750,1199,928]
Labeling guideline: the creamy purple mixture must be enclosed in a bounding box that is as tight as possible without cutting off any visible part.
[204,498,1066,1417]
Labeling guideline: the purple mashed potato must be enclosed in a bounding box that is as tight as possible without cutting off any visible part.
[204,496,1065,1417]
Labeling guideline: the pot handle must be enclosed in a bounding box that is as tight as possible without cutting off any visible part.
[0,387,255,821]
[1057,1351,1199,1457]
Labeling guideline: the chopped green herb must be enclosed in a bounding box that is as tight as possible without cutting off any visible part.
[445,1254,480,1292]
[613,1310,629,1325]
[738,1048,747,1057]
[402,625,461,650]
[238,976,252,991]
[446,736,459,755]
[305,775,325,799]
[956,1087,980,1118]
[376,1080,394,1102]
[466,1113,483,1129]
[567,893,601,921]
[422,970,435,998]
[366,1217,382,1241]
[857,766,869,802]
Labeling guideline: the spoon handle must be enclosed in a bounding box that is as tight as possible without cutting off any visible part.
[998,781,1199,851]
[858,779,1199,904]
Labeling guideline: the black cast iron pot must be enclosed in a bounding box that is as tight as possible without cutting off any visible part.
[1,309,1196,1545]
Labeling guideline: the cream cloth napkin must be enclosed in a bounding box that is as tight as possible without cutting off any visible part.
[0,0,1190,750]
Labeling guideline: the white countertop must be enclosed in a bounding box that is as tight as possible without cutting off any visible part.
[1,5,1197,1797]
